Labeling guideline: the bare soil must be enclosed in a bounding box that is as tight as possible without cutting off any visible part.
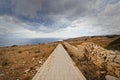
[0,43,58,80]
[0,35,120,80]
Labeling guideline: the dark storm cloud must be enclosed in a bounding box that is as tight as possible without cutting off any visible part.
[0,0,120,35]
[0,0,13,15]
[12,0,95,18]
[5,0,97,32]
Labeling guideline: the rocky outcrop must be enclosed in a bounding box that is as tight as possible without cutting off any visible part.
[78,42,120,79]
[63,42,120,79]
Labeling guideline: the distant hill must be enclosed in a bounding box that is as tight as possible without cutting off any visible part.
[64,35,120,48]
[106,37,120,51]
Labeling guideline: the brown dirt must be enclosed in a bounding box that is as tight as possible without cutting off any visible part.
[0,35,120,80]
[62,35,120,80]
[0,43,58,80]
[63,42,105,80]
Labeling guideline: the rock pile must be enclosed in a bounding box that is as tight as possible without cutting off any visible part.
[63,42,120,79]
[77,42,120,79]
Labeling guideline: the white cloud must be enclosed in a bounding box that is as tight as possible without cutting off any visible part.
[0,0,120,38]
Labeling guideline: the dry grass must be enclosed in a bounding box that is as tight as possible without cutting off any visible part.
[64,35,120,48]
[0,43,58,80]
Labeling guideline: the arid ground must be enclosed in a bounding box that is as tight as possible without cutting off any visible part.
[0,35,120,80]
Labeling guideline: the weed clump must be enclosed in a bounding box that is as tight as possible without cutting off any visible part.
[11,45,17,47]
[18,51,22,53]
[35,50,40,53]
[1,59,9,66]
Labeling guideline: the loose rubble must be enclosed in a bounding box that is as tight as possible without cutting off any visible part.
[63,42,120,79]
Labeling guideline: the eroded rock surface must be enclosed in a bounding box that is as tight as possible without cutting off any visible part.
[63,42,120,80]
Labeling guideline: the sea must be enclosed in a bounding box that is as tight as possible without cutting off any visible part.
[0,38,63,47]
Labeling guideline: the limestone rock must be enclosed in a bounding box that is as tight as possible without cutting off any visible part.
[64,42,120,79]
[114,55,120,64]
[0,73,5,77]
[105,75,119,80]
[24,69,31,73]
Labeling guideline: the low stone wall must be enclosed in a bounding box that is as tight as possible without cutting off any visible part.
[63,42,120,79]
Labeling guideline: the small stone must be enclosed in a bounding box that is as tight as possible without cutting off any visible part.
[110,51,116,55]
[35,66,40,71]
[100,71,106,74]
[115,68,120,78]
[22,61,26,64]
[22,61,26,66]
[111,62,120,67]
[6,72,9,74]
[38,60,42,64]
[114,55,120,64]
[0,73,5,77]
[105,75,119,80]
[24,69,30,73]
[32,57,35,61]
[107,55,116,62]
[0,65,2,68]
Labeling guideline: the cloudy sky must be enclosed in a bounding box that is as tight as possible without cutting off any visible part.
[0,0,120,38]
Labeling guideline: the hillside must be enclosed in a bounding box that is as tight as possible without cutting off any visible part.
[106,37,120,51]
[64,35,120,49]
[0,35,120,80]
[63,35,120,80]
[0,43,58,80]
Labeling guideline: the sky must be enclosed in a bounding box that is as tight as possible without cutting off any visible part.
[0,0,120,38]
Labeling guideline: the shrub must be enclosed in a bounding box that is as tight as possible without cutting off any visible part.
[1,59,9,66]
[11,45,17,47]
[35,50,40,53]
[18,51,22,53]
[0,53,2,55]
[106,37,120,51]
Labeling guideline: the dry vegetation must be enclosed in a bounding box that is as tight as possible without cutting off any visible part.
[64,35,120,48]
[0,43,58,80]
[63,35,120,80]
[0,35,120,80]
